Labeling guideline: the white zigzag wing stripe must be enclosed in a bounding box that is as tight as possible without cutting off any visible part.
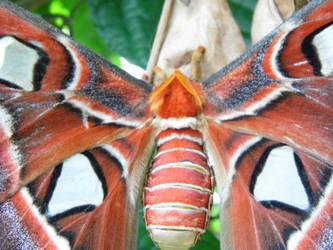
[21,188,71,249]
[65,98,143,128]
[101,144,129,178]
[216,87,290,121]
[218,136,262,205]
[0,105,23,180]
[269,31,290,79]
[58,37,82,90]
[287,175,333,249]
[0,104,14,137]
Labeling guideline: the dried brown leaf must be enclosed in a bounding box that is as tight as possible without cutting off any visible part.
[146,0,246,81]
[251,0,295,44]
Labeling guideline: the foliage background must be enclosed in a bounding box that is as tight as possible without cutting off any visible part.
[11,0,257,249]
[12,0,256,68]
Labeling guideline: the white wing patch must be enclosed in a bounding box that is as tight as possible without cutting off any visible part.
[312,24,333,76]
[0,36,39,91]
[253,146,310,210]
[46,153,104,217]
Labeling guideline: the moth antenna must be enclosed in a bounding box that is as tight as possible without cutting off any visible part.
[141,73,150,82]
[191,46,206,82]
[153,66,167,86]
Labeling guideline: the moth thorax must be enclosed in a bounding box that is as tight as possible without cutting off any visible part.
[149,70,204,119]
[143,128,214,250]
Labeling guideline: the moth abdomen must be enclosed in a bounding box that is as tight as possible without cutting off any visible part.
[143,127,214,250]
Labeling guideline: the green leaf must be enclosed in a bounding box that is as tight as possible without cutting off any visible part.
[88,0,164,68]
[12,0,50,13]
[138,208,159,250]
[193,230,219,250]
[137,207,220,250]
[138,206,219,250]
[70,1,118,63]
[209,204,221,235]
[228,0,257,46]
[49,0,70,16]
[29,0,120,65]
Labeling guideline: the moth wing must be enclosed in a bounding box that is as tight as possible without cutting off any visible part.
[204,122,332,249]
[0,125,155,249]
[203,0,333,165]
[203,1,333,249]
[0,0,153,202]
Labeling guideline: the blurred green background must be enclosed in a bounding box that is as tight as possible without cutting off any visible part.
[11,0,257,249]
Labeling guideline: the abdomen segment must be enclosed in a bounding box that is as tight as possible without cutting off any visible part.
[143,128,214,250]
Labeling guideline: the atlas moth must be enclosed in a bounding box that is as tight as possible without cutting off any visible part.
[0,0,332,249]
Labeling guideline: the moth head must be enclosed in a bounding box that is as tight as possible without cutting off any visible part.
[149,70,204,118]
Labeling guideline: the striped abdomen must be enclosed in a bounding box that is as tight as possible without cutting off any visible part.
[143,128,214,249]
